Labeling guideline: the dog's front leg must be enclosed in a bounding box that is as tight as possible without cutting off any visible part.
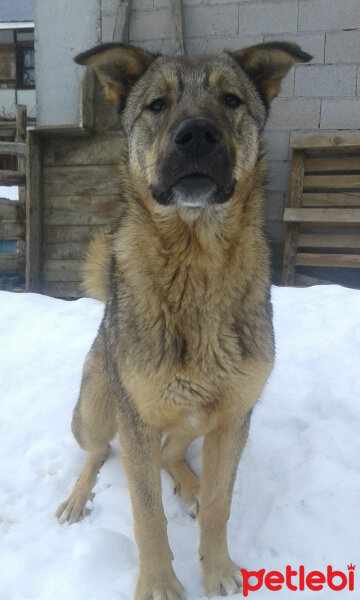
[198,412,251,597]
[117,406,184,600]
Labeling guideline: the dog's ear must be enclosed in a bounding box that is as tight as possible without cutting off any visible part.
[229,42,312,105]
[75,43,158,110]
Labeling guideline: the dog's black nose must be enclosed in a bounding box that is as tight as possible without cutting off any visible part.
[172,118,221,156]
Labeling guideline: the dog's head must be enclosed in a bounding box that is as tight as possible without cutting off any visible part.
[75,42,311,211]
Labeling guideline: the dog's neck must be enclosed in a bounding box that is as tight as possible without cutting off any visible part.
[124,158,266,269]
[112,158,269,322]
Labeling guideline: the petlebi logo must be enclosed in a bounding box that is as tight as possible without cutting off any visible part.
[240,564,356,596]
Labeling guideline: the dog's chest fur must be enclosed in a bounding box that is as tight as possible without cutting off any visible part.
[105,196,274,431]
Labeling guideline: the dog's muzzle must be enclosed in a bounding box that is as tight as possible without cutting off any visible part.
[150,117,235,208]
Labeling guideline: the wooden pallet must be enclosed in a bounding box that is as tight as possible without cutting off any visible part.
[282,132,360,287]
[0,106,27,281]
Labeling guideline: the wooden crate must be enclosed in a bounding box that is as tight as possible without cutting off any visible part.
[282,132,360,287]
[26,81,125,297]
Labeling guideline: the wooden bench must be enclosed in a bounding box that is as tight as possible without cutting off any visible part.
[281,131,360,287]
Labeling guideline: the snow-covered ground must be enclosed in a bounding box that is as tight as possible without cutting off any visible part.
[1,285,360,600]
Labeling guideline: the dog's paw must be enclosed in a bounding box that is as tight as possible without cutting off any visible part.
[135,572,184,600]
[55,492,92,525]
[174,484,200,519]
[185,496,199,519]
[203,560,243,597]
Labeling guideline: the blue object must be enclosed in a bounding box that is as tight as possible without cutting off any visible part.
[0,240,17,254]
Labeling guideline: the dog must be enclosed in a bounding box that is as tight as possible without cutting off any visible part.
[55,41,311,599]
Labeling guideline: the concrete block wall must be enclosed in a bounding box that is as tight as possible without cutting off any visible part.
[100,0,360,279]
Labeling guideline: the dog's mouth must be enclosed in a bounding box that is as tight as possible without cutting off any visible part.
[151,174,235,208]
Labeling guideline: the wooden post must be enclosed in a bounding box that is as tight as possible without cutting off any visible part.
[281,149,305,286]
[170,0,185,56]
[15,105,27,203]
[15,105,27,263]
[25,131,42,292]
[113,0,131,42]
[80,69,95,130]
[15,105,27,144]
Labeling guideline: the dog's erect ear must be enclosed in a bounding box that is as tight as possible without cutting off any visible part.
[230,41,312,105]
[75,43,158,110]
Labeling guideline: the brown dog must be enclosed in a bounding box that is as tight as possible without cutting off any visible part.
[55,41,311,599]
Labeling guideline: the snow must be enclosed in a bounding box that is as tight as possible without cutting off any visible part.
[1,285,360,600]
[0,186,19,201]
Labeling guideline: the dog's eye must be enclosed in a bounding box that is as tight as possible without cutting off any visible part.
[147,98,166,113]
[223,93,242,108]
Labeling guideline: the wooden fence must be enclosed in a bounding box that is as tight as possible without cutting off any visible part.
[0,106,27,284]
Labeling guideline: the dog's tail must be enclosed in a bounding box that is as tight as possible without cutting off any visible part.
[81,228,113,303]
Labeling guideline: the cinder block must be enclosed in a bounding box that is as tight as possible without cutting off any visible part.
[128,38,166,53]
[264,220,286,246]
[267,161,291,193]
[206,0,248,4]
[132,0,154,9]
[102,12,115,42]
[101,0,118,13]
[264,33,325,64]
[264,191,286,222]
[160,38,173,55]
[185,37,207,56]
[184,5,238,38]
[278,70,294,97]
[294,65,357,97]
[206,34,264,54]
[299,0,360,32]
[325,31,360,65]
[129,9,170,41]
[263,130,291,161]
[267,98,321,129]
[154,0,201,6]
[238,1,298,36]
[320,98,360,129]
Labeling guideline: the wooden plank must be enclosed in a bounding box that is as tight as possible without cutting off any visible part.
[302,192,360,207]
[42,281,83,298]
[291,131,360,150]
[170,0,185,56]
[44,195,123,223]
[0,222,25,238]
[0,141,26,155]
[305,156,360,173]
[42,164,120,196]
[94,78,108,106]
[0,199,25,222]
[16,106,26,140]
[15,106,27,186]
[43,259,82,281]
[0,253,25,274]
[298,234,360,249]
[0,170,26,185]
[304,174,360,190]
[28,125,92,137]
[26,131,42,293]
[43,225,103,243]
[43,131,125,166]
[80,69,95,131]
[94,104,121,132]
[284,208,360,224]
[295,274,335,286]
[44,212,118,226]
[295,253,360,268]
[282,150,304,286]
[43,241,88,260]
